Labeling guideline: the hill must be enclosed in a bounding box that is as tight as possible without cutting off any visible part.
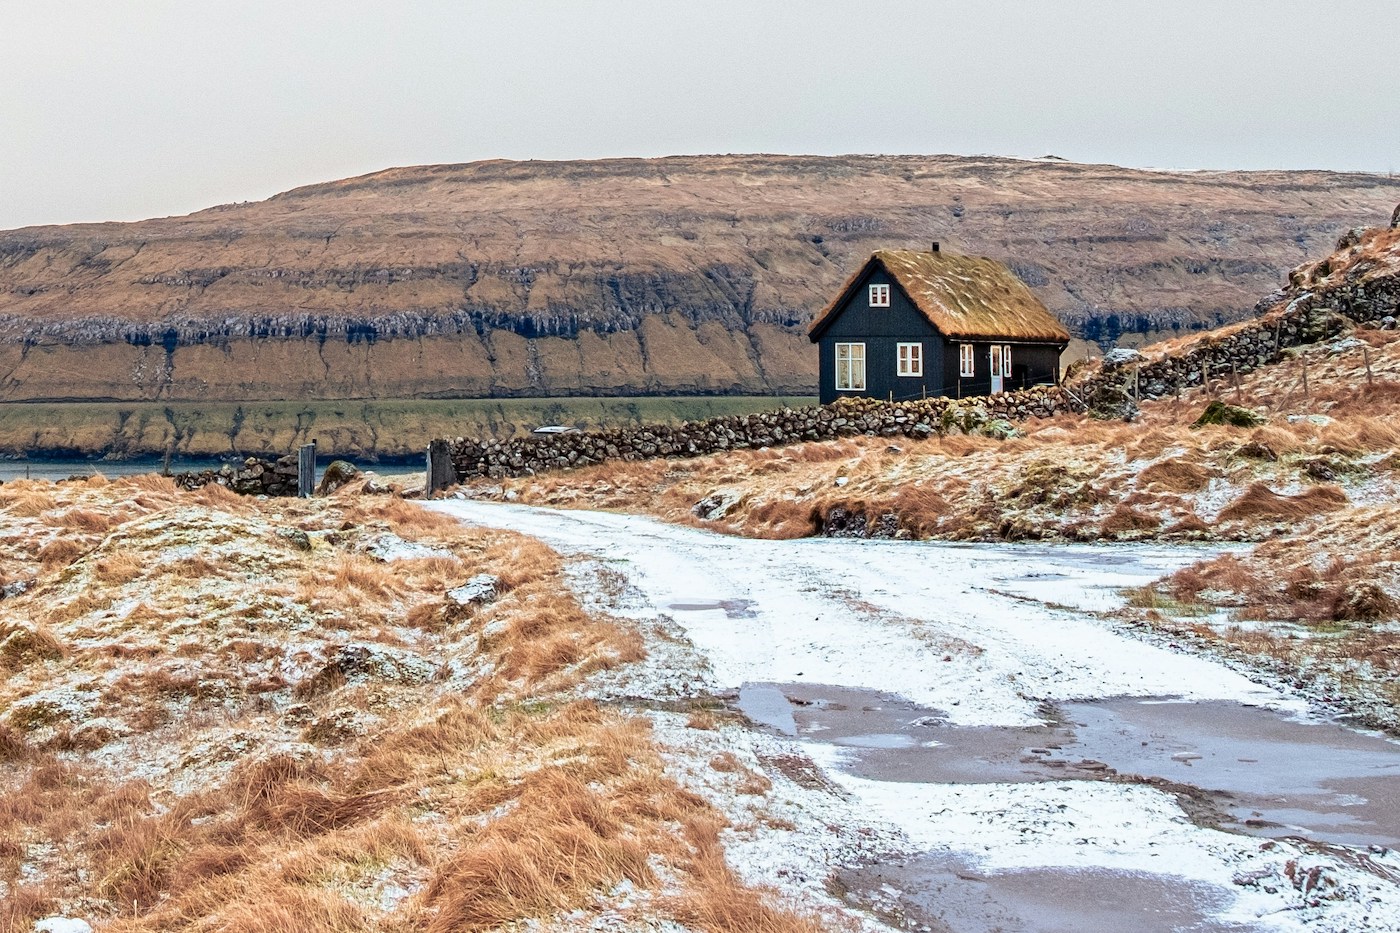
[2,154,1398,403]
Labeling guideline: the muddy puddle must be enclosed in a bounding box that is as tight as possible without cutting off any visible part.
[836,856,1255,933]
[737,682,1400,931]
[666,598,757,618]
[737,682,1400,848]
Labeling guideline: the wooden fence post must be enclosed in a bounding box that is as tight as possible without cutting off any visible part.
[1301,355,1309,402]
[1365,347,1375,386]
[426,439,455,496]
[297,441,316,498]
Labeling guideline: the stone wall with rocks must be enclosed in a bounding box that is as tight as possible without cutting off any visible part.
[448,386,1073,480]
[445,228,1399,482]
[173,455,301,496]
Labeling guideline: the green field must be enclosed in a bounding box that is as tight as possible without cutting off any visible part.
[0,396,818,461]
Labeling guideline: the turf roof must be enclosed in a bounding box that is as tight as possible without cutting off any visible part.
[808,249,1071,343]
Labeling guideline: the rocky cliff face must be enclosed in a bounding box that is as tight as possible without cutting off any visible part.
[2,154,1397,402]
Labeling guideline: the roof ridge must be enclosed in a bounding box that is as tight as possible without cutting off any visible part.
[808,249,1070,343]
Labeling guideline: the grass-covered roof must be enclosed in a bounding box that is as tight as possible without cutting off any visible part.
[808,249,1071,343]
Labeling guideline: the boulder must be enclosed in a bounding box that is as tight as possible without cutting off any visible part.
[447,574,499,607]
[1193,401,1266,428]
[317,459,360,495]
[276,527,312,552]
[360,533,453,562]
[1085,381,1139,422]
[1102,347,1144,367]
[35,919,93,933]
[692,492,741,520]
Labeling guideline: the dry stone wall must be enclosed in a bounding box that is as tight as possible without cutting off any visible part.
[449,387,1068,479]
[172,455,301,496]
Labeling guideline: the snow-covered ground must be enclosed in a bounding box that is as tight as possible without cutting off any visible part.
[431,500,1290,728]
[430,500,1400,932]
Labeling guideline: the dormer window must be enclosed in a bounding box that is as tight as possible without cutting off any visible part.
[868,284,890,307]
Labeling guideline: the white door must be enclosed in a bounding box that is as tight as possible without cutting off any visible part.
[990,345,1004,394]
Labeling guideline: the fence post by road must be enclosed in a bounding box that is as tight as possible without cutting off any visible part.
[297,441,316,498]
[427,439,455,496]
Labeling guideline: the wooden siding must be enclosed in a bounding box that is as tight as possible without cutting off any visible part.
[817,267,945,403]
[816,266,1062,404]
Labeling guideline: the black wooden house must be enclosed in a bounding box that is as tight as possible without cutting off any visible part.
[808,247,1070,405]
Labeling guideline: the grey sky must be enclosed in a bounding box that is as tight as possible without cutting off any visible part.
[3,0,1398,230]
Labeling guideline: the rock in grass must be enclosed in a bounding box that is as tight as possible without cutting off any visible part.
[276,527,313,551]
[1193,400,1266,428]
[317,459,360,495]
[35,918,93,933]
[1236,441,1278,461]
[447,574,499,607]
[977,418,1020,440]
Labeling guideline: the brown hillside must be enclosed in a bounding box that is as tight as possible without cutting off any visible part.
[1,154,1398,402]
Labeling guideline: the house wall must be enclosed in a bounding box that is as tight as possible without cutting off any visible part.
[941,341,1063,398]
[815,266,1061,403]
[816,267,944,404]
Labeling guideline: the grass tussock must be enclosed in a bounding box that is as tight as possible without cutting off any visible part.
[0,485,57,518]
[1216,482,1348,524]
[50,506,115,534]
[37,536,86,570]
[669,816,833,933]
[95,548,147,585]
[0,622,66,670]
[1100,504,1160,537]
[423,771,653,932]
[1137,457,1212,493]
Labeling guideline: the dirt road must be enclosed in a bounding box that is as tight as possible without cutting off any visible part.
[431,500,1400,932]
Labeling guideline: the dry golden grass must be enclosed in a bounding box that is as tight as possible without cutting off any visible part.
[50,506,115,534]
[0,622,66,671]
[1216,482,1348,524]
[0,484,57,518]
[94,548,147,585]
[1099,504,1160,537]
[669,816,833,933]
[0,478,830,930]
[34,535,82,568]
[1137,457,1213,493]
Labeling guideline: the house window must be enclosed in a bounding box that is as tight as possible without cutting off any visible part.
[1001,345,1012,377]
[958,343,975,377]
[897,342,922,377]
[835,342,865,391]
[868,284,890,307]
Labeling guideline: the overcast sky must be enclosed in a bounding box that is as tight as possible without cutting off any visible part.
[3,0,1398,230]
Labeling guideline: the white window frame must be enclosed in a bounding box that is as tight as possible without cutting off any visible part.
[897,342,922,377]
[835,342,866,391]
[958,343,975,377]
[1001,344,1013,377]
[868,283,890,307]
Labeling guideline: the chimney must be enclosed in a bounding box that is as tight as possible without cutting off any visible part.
[931,241,940,253]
